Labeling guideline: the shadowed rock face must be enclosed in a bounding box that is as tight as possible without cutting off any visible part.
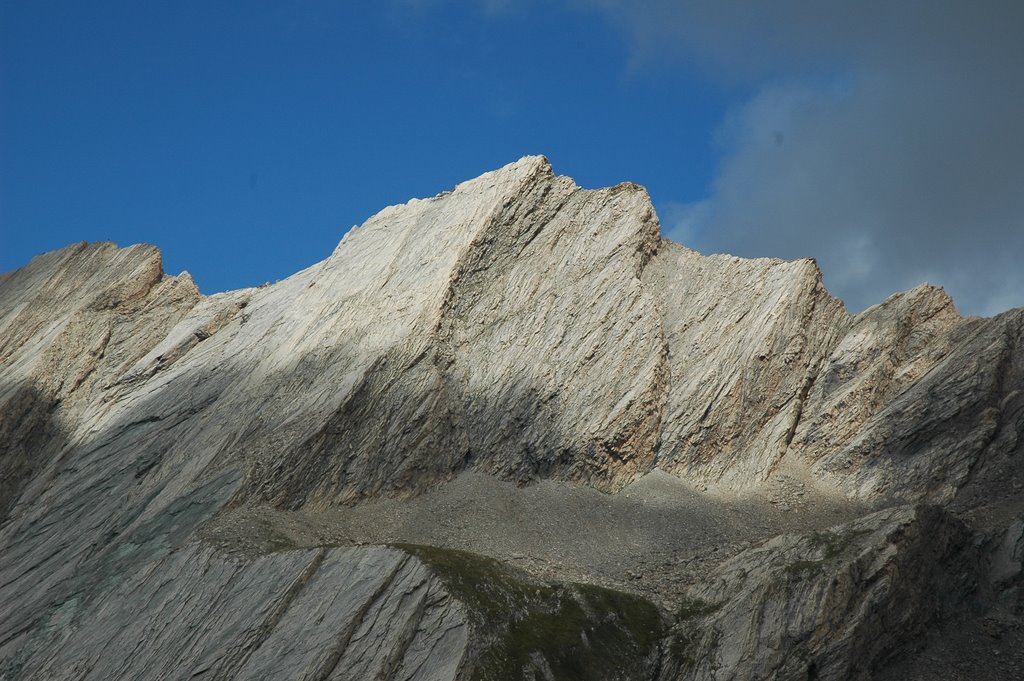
[1,157,1022,679]
[669,505,980,681]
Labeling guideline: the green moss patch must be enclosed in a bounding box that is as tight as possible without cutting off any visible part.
[395,543,664,681]
[674,596,721,622]
[809,528,872,560]
[785,559,823,576]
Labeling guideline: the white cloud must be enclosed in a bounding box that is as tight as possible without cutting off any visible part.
[580,1,1024,315]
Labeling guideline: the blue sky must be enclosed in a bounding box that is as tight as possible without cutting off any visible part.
[3,2,1022,314]
[0,2,730,291]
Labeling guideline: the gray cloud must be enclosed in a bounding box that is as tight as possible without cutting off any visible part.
[580,1,1024,315]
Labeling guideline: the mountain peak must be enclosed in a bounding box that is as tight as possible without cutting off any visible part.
[1,160,1022,680]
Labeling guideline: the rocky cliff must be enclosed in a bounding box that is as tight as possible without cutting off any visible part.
[1,157,1021,679]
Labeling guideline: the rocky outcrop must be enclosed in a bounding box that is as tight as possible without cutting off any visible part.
[668,506,979,680]
[0,243,201,520]
[647,244,848,488]
[1,156,1022,679]
[799,287,1024,503]
[6,544,468,680]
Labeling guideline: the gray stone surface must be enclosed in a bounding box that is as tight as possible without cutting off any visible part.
[670,506,979,680]
[6,544,466,681]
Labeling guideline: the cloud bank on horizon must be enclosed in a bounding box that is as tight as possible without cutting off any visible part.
[583,0,1024,316]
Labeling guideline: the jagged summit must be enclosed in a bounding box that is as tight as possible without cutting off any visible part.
[1,159,1022,679]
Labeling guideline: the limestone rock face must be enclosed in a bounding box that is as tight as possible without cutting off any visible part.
[0,242,201,519]
[14,545,467,681]
[670,506,979,681]
[1,157,1022,680]
[798,285,1024,502]
[646,243,849,488]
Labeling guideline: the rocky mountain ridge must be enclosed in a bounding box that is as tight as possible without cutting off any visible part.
[1,156,1021,679]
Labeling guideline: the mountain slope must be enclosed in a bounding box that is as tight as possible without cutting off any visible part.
[1,157,1021,679]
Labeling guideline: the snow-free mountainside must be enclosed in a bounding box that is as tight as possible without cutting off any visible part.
[1,157,1022,680]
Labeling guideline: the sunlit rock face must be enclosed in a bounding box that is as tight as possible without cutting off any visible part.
[1,157,1021,680]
